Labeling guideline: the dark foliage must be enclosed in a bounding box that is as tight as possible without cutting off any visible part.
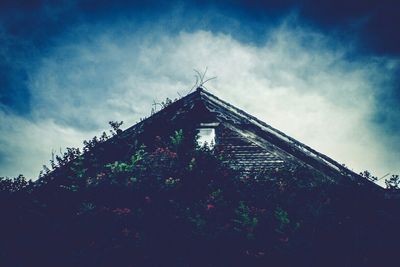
[1,126,399,267]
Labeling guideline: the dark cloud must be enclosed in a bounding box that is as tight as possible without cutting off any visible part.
[1,0,399,54]
[208,0,400,55]
[299,1,400,55]
[0,1,399,123]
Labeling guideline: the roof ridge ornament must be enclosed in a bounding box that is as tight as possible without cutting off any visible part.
[187,68,216,95]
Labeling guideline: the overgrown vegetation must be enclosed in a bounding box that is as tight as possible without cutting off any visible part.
[0,122,399,267]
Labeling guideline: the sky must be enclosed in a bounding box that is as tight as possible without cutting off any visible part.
[0,0,399,186]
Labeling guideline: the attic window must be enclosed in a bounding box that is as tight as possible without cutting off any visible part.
[196,122,219,148]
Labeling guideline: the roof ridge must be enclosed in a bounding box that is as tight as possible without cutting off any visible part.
[122,89,202,135]
[197,88,368,182]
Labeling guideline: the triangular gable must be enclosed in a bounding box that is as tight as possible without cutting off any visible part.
[117,87,377,188]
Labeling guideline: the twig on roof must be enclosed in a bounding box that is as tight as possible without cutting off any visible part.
[377,173,390,181]
[188,67,217,94]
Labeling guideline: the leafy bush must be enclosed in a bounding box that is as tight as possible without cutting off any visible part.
[0,125,399,267]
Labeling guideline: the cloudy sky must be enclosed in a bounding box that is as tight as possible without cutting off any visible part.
[0,0,399,186]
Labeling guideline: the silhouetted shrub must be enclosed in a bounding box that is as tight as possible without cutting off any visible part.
[0,126,399,267]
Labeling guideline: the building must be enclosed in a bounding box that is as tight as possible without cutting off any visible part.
[117,87,378,189]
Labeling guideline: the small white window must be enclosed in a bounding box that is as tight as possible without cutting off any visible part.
[197,128,216,148]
